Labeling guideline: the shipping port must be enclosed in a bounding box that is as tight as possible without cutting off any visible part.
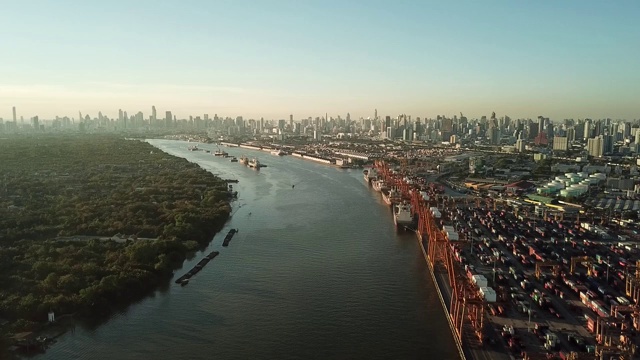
[368,160,640,360]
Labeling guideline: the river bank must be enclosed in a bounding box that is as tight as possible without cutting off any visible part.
[0,135,234,357]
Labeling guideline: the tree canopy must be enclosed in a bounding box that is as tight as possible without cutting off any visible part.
[0,135,231,333]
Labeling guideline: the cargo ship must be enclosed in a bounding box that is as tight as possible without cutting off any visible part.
[372,179,387,192]
[364,168,378,183]
[382,187,402,206]
[393,202,413,228]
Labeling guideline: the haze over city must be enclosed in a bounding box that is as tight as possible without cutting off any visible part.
[1,0,639,120]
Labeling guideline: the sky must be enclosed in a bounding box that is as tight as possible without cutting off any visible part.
[1,0,639,121]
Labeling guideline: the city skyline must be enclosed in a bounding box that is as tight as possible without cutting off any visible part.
[2,1,639,120]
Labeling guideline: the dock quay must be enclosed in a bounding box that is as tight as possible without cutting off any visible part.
[222,229,238,247]
[174,250,220,284]
[369,160,640,360]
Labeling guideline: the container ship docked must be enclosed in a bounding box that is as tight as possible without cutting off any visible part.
[363,168,378,183]
[381,187,402,206]
[372,179,388,192]
[393,202,413,229]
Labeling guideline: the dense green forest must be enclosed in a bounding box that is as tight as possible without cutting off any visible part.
[0,135,232,332]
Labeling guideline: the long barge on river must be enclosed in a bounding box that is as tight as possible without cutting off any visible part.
[222,228,238,247]
[174,250,220,285]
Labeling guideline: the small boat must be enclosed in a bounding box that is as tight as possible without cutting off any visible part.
[214,150,228,157]
[248,158,261,169]
[230,157,238,162]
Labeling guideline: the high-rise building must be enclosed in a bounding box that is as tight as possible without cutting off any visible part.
[603,134,614,155]
[152,106,157,123]
[584,119,592,139]
[538,116,544,134]
[552,136,568,151]
[165,111,173,127]
[12,106,16,122]
[566,128,576,143]
[587,136,603,157]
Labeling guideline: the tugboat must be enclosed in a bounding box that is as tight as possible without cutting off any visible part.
[230,157,238,162]
[248,158,261,169]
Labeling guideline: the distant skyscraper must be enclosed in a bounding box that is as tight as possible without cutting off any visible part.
[12,106,16,122]
[587,136,603,157]
[537,116,544,134]
[152,106,157,122]
[584,119,592,139]
[165,111,172,127]
[566,128,576,143]
[552,136,568,151]
[602,134,614,154]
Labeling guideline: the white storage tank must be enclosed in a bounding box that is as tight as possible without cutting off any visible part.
[472,275,488,288]
[480,287,497,303]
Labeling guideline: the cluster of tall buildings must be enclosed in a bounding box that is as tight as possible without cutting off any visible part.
[2,105,639,160]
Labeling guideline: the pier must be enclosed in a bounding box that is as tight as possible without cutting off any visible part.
[174,250,220,284]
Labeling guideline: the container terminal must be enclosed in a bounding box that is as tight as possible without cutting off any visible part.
[368,160,640,360]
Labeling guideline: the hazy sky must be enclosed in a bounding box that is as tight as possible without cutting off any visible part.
[1,1,639,120]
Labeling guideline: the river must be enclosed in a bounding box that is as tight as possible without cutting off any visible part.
[35,139,458,360]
